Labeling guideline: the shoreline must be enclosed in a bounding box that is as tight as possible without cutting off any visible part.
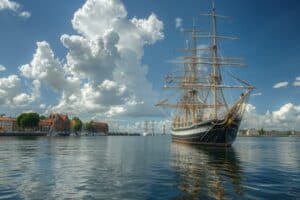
[0,132,47,137]
[238,135,299,138]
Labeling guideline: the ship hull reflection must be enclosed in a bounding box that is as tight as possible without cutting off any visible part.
[171,143,243,199]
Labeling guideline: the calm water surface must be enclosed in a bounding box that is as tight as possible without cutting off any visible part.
[0,136,299,199]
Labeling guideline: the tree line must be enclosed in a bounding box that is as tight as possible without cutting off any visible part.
[15,112,96,133]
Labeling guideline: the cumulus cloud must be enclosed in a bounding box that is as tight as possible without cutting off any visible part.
[51,80,129,116]
[131,13,164,45]
[0,0,19,11]
[273,81,288,89]
[19,41,73,92]
[242,103,300,130]
[0,75,21,105]
[0,75,40,107]
[60,31,120,82]
[52,83,106,115]
[31,79,41,100]
[18,0,164,118]
[0,0,31,18]
[71,0,127,38]
[175,17,183,31]
[0,64,6,71]
[71,0,164,59]
[293,76,300,87]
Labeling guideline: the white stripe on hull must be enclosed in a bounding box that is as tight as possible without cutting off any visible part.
[171,125,212,136]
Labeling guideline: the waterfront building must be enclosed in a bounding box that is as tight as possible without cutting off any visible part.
[238,129,259,136]
[0,117,17,132]
[39,114,70,133]
[39,118,53,132]
[246,129,259,136]
[92,122,109,134]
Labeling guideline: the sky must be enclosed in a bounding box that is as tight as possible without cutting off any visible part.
[0,0,300,130]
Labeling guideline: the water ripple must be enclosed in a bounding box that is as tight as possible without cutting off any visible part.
[0,136,299,199]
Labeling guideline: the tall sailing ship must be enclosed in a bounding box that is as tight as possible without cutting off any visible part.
[156,1,254,146]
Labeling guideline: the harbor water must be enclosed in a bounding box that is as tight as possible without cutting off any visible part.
[0,136,299,199]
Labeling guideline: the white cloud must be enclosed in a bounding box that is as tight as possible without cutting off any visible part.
[0,75,21,105]
[13,79,41,107]
[0,75,39,107]
[175,17,183,31]
[294,82,300,87]
[0,64,6,71]
[12,93,31,105]
[105,106,126,117]
[71,0,164,59]
[51,83,105,115]
[242,103,300,130]
[273,81,288,89]
[19,11,30,18]
[131,13,164,45]
[0,0,19,11]
[31,79,41,100]
[293,76,300,87]
[60,31,119,82]
[98,80,128,106]
[0,0,30,18]
[251,92,262,97]
[19,0,164,118]
[71,0,127,38]
[19,41,75,92]
[50,80,129,116]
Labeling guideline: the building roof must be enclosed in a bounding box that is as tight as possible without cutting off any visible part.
[39,119,54,126]
[0,117,16,122]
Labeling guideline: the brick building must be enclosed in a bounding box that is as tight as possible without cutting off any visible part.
[92,122,109,134]
[39,114,70,133]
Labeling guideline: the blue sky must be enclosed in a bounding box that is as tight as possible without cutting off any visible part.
[0,0,300,129]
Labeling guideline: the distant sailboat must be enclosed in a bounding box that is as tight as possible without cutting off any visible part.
[156,1,254,146]
[142,121,155,136]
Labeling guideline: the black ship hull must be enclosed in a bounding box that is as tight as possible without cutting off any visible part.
[171,117,241,147]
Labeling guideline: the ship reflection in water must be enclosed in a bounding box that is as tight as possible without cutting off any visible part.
[171,143,242,199]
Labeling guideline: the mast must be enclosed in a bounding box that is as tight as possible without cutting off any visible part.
[191,18,198,123]
[156,0,254,126]
[151,121,155,135]
[144,121,149,134]
[211,0,219,119]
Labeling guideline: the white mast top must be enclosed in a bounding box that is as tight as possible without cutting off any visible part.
[211,0,215,10]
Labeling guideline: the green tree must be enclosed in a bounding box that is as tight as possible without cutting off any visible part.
[17,113,40,129]
[258,128,265,136]
[39,115,46,120]
[85,121,95,133]
[72,117,83,133]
